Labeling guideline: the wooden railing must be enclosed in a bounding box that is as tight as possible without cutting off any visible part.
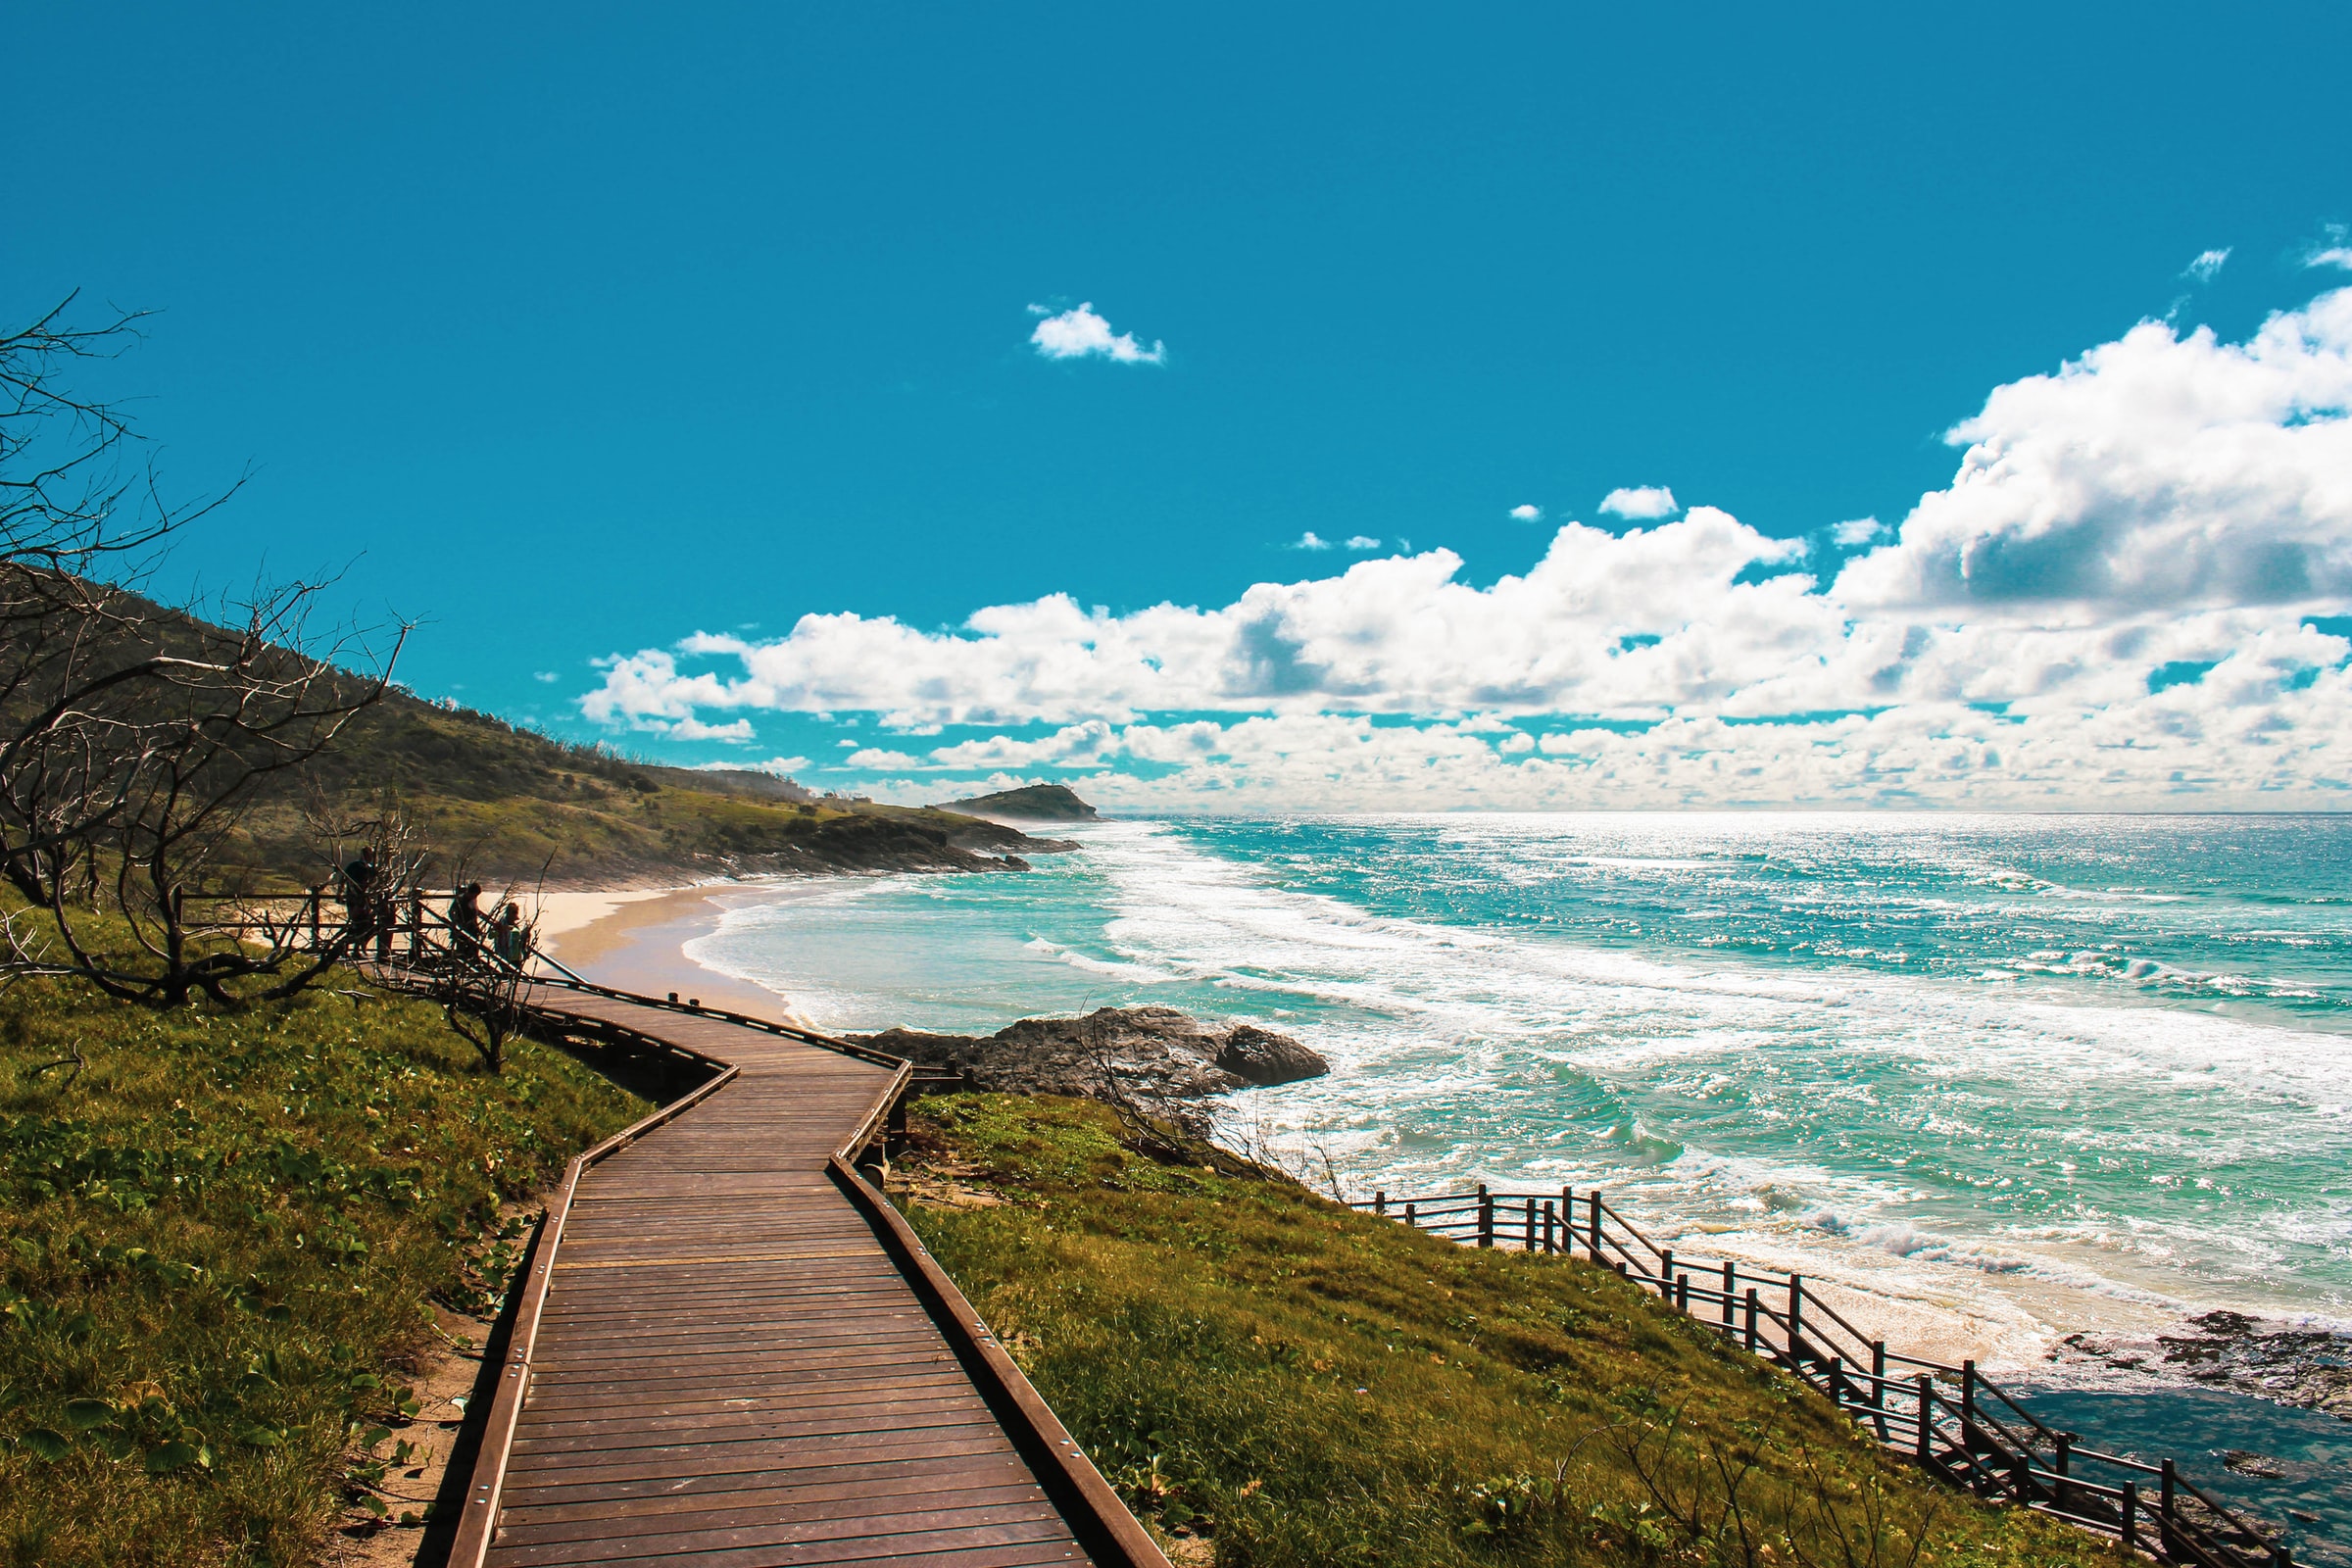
[1354,1186,2292,1568]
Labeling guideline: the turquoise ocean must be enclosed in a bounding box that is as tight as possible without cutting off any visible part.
[686,812,2352,1356]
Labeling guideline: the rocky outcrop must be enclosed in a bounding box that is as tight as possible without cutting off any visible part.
[852,1005,1328,1104]
[2048,1309,2352,1418]
[723,809,1073,876]
[942,784,1099,822]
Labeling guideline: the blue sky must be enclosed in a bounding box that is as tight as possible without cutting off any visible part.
[12,3,2352,808]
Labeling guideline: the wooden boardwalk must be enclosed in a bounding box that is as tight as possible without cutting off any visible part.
[450,983,1165,1568]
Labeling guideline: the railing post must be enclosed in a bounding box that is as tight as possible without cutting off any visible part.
[1960,1359,1977,1454]
[308,887,321,950]
[1744,1288,1759,1353]
[1542,1200,1556,1253]
[1721,1259,1736,1327]
[1659,1247,1675,1299]
[1477,1184,1493,1248]
[1404,1201,1416,1228]
[1675,1272,1689,1313]
[2121,1480,2137,1551]
[1788,1274,1804,1366]
[1521,1198,1534,1250]
[1374,1190,1386,1216]
[1871,1342,1888,1440]
[1588,1190,1603,1263]
[2159,1458,2176,1549]
[1916,1375,1935,1464]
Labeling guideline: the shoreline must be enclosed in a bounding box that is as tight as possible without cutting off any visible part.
[533,881,806,1023]
[523,875,2342,1396]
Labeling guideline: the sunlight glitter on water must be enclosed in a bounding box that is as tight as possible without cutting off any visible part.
[685,812,2352,1368]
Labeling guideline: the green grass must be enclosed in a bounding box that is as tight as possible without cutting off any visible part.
[0,971,649,1568]
[893,1095,2122,1568]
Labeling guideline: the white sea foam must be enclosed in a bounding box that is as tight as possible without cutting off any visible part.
[682,812,2352,1359]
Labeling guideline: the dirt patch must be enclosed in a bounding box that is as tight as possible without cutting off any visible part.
[319,1301,498,1567]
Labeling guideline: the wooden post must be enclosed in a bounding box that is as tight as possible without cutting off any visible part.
[1674,1272,1689,1313]
[1588,1191,1603,1264]
[1958,1362,1979,1488]
[2121,1480,2137,1551]
[1659,1247,1674,1299]
[408,889,424,960]
[1788,1274,1804,1366]
[1374,1190,1387,1215]
[1743,1288,1759,1353]
[1523,1198,1536,1251]
[308,887,321,950]
[2160,1458,2176,1547]
[1404,1201,1417,1228]
[1871,1342,1888,1440]
[1721,1259,1736,1327]
[1477,1185,1493,1248]
[1542,1200,1555,1253]
[1827,1353,1843,1404]
[1916,1375,1935,1464]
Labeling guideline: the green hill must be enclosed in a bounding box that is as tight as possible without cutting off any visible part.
[225,691,1071,888]
[9,585,1069,891]
[943,782,1101,821]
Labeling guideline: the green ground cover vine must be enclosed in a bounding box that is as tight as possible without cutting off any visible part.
[0,968,647,1567]
[892,1094,2122,1568]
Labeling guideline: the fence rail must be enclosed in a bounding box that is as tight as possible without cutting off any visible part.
[1355,1185,2290,1568]
[199,895,2290,1566]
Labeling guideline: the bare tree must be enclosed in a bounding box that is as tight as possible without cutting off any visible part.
[426,866,547,1073]
[0,293,405,1004]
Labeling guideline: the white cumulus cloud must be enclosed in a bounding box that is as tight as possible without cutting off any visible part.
[1345,535,1383,551]
[2308,226,2352,272]
[2183,248,2231,283]
[1600,485,1678,519]
[586,287,2352,809]
[1833,517,1886,547]
[1509,504,1543,521]
[1027,302,1165,364]
[1292,531,1334,550]
[1837,287,2352,609]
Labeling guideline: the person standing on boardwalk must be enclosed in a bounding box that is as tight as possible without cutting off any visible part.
[447,882,484,965]
[489,901,530,968]
[338,846,379,949]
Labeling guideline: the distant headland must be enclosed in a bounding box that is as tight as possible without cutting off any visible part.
[940,783,1101,822]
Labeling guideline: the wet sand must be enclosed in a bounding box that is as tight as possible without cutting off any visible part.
[532,882,810,1025]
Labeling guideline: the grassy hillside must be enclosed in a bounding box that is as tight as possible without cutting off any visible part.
[213,690,1063,889]
[890,1095,2121,1568]
[0,966,651,1568]
[4,584,1065,890]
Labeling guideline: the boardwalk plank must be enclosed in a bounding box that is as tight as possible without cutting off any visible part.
[476,986,1102,1567]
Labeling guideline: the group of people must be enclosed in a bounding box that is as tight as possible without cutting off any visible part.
[444,881,531,968]
[334,849,531,969]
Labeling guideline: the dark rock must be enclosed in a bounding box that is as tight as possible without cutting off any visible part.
[1214,1024,1329,1086]
[2221,1450,2284,1479]
[853,1005,1327,1107]
[2047,1311,2352,1420]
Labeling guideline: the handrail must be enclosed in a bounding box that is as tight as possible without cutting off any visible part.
[433,970,1170,1568]
[1352,1183,2290,1568]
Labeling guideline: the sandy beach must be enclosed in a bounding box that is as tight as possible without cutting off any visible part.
[531,882,810,1024]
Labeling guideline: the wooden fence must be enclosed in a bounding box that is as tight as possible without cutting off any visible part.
[1355,1185,2293,1568]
